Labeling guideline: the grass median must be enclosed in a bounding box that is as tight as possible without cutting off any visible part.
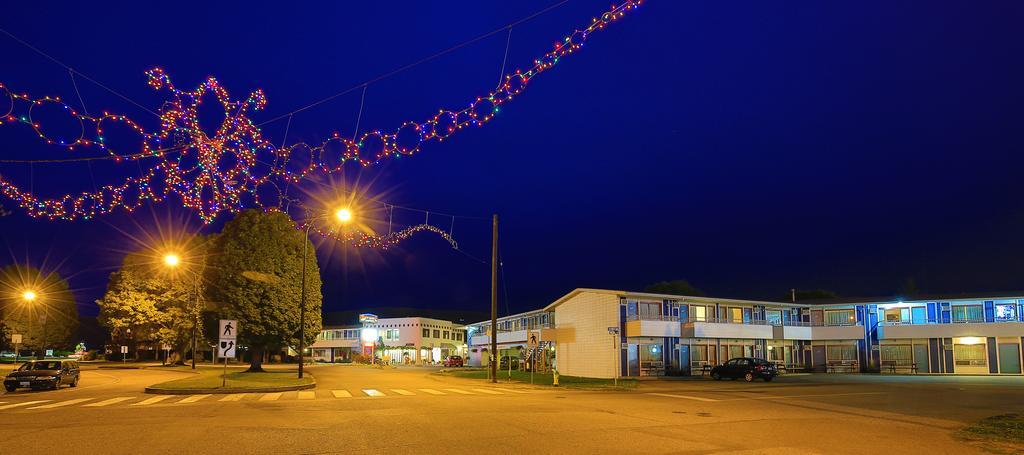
[437,368,637,390]
[149,366,314,391]
[956,413,1024,454]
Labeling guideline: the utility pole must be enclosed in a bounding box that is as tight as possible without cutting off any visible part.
[299,223,312,379]
[490,214,498,384]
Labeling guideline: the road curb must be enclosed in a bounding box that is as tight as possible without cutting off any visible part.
[144,377,316,395]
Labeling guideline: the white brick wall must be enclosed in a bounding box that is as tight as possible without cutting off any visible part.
[554,292,621,379]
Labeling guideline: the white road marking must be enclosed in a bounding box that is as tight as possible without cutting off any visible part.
[362,389,385,397]
[648,393,720,402]
[133,396,172,406]
[443,388,474,395]
[390,389,415,396]
[177,394,211,404]
[493,388,529,394]
[471,389,503,395]
[83,397,134,407]
[219,394,247,402]
[724,391,888,401]
[29,398,94,409]
[258,393,282,401]
[418,389,445,395]
[0,400,51,410]
[331,390,352,398]
[297,391,315,400]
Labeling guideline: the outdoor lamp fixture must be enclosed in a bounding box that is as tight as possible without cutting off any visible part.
[21,290,38,302]
[163,252,200,370]
[299,205,357,379]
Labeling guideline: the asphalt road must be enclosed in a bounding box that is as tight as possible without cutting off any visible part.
[1,365,1021,454]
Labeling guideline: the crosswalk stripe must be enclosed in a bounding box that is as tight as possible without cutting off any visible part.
[443,388,474,395]
[258,393,282,402]
[29,398,94,409]
[297,391,315,400]
[418,388,445,395]
[390,389,415,396]
[331,390,352,398]
[471,388,503,395]
[0,400,50,410]
[133,396,172,406]
[84,397,134,407]
[177,394,211,404]
[219,394,247,402]
[362,389,385,397]
[493,387,530,394]
[647,393,719,402]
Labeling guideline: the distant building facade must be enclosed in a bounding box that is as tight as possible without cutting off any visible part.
[467,288,1024,378]
[312,315,467,365]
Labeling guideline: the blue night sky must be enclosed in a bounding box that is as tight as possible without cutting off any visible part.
[0,1,1022,318]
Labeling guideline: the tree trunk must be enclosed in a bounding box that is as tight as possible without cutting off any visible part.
[248,346,265,372]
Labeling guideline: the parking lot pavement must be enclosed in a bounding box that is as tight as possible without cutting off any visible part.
[0,366,1016,454]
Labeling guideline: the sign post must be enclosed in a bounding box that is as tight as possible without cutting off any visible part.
[11,334,22,362]
[528,331,539,385]
[120,345,128,364]
[607,327,620,387]
[218,320,238,388]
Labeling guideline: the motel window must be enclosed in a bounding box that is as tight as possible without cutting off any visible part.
[765,310,783,326]
[995,304,1017,321]
[954,344,987,366]
[422,328,430,337]
[443,331,450,340]
[825,310,855,326]
[911,307,927,324]
[880,345,913,363]
[433,329,441,338]
[690,305,707,322]
[728,308,743,323]
[826,345,858,361]
[952,305,984,323]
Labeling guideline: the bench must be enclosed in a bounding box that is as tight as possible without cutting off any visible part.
[881,360,918,374]
[826,360,859,373]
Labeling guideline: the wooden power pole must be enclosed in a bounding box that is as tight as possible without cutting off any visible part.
[490,214,498,383]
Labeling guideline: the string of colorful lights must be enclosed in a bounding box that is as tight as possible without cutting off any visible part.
[299,221,458,250]
[0,0,643,223]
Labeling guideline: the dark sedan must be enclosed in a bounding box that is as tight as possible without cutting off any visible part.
[4,360,80,391]
[710,357,777,382]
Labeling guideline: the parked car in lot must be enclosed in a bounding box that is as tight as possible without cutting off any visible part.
[443,356,464,367]
[3,360,80,391]
[710,357,777,382]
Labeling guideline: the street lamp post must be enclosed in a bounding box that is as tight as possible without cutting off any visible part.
[165,253,201,370]
[298,207,352,379]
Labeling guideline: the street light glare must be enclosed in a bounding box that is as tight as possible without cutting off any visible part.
[335,208,353,223]
[21,290,37,301]
[164,254,181,267]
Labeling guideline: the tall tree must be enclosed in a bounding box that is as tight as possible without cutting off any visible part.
[644,280,705,297]
[0,265,79,354]
[96,248,208,362]
[207,209,323,372]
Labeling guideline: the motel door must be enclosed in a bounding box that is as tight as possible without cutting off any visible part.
[913,344,929,373]
[999,344,1022,374]
[812,345,826,372]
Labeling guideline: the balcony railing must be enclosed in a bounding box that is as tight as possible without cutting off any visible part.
[627,314,679,322]
[879,318,1018,326]
[683,318,861,328]
[682,317,768,325]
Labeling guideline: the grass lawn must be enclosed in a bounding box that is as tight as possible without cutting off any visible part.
[956,414,1024,454]
[438,368,637,390]
[150,366,314,390]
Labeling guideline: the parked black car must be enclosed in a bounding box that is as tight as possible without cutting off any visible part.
[4,360,81,391]
[710,357,777,382]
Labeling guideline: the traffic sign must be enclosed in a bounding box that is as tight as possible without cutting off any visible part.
[219,340,236,358]
[219,320,238,340]
[528,331,540,348]
[120,345,128,354]
[11,334,22,344]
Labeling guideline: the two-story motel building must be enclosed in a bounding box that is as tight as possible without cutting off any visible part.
[467,288,1024,378]
[312,315,467,365]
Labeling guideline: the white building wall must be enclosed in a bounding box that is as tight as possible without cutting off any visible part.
[554,292,620,379]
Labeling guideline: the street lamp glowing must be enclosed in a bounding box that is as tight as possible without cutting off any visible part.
[21,290,37,302]
[335,208,353,223]
[163,254,181,268]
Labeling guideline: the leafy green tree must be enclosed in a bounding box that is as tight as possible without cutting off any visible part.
[0,321,10,352]
[207,209,322,372]
[644,280,705,297]
[0,265,79,355]
[96,249,208,362]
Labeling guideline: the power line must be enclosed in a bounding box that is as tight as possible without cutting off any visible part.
[257,0,571,126]
[0,26,159,117]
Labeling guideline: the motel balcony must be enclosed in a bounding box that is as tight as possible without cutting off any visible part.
[469,324,555,346]
[681,318,775,339]
[877,319,1024,339]
[625,315,681,338]
[772,321,864,340]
